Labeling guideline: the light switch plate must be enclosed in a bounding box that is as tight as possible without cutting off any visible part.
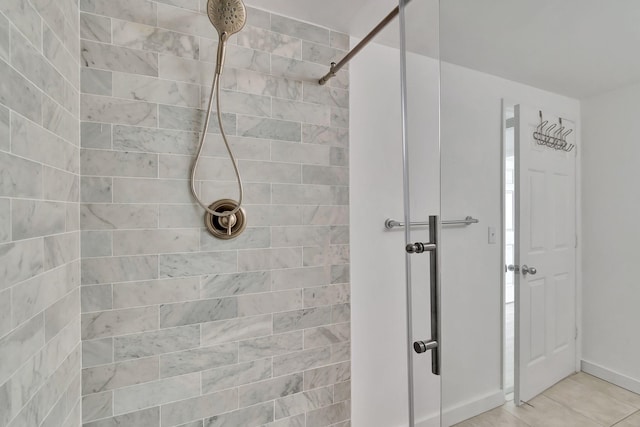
[488,227,497,244]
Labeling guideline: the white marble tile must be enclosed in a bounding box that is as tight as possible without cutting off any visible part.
[273,307,332,334]
[81,94,158,126]
[306,401,350,427]
[270,15,329,46]
[234,69,302,100]
[113,325,200,361]
[304,284,350,308]
[81,149,158,177]
[112,177,193,203]
[237,290,302,317]
[0,151,43,199]
[158,104,236,134]
[113,125,198,154]
[275,386,333,419]
[201,271,270,298]
[272,98,331,127]
[81,122,112,149]
[200,227,270,251]
[81,284,113,313]
[304,324,350,350]
[302,124,349,147]
[11,27,70,110]
[43,31,78,91]
[44,232,79,271]
[80,203,158,230]
[0,288,12,338]
[42,96,80,145]
[239,374,302,408]
[273,347,332,378]
[112,20,199,59]
[113,72,200,108]
[236,26,301,59]
[114,372,200,415]
[157,3,215,39]
[303,82,349,108]
[238,331,303,363]
[303,361,350,390]
[160,389,238,427]
[159,251,237,278]
[201,314,273,346]
[199,41,271,74]
[80,0,157,26]
[82,40,158,77]
[81,255,158,285]
[81,68,112,96]
[81,176,112,203]
[159,342,237,378]
[83,407,159,427]
[12,114,78,173]
[82,391,113,423]
[11,199,66,240]
[0,314,44,385]
[113,277,200,308]
[80,12,111,43]
[82,357,159,393]
[0,60,42,124]
[270,55,326,83]
[159,297,237,328]
[205,401,274,427]
[81,306,159,339]
[0,0,42,49]
[238,116,301,142]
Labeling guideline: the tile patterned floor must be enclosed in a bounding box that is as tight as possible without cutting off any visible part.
[455,372,640,426]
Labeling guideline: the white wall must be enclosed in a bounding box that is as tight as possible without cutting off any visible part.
[581,81,640,392]
[350,41,440,427]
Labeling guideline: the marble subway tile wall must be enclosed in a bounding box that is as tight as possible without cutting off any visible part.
[0,0,81,426]
[79,1,351,426]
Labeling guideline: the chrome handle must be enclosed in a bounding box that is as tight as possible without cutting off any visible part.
[521,265,537,276]
[507,264,519,273]
[408,215,440,376]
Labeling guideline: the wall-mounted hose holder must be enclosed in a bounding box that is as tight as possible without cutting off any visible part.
[204,199,247,239]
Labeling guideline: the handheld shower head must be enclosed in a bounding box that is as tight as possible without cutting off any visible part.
[207,0,247,74]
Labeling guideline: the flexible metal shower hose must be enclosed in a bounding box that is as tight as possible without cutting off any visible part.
[190,72,244,217]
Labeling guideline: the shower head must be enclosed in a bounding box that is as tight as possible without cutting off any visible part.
[207,0,247,74]
[207,0,247,40]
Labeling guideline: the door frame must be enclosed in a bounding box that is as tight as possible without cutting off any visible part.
[500,99,582,400]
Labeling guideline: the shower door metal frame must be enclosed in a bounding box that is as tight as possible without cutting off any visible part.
[398,1,442,426]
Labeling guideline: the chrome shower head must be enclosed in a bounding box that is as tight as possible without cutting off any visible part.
[207,0,247,74]
[207,0,247,40]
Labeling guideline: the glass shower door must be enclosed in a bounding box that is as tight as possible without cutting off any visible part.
[399,0,442,425]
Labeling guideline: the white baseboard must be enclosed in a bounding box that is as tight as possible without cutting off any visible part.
[414,390,506,427]
[581,360,640,395]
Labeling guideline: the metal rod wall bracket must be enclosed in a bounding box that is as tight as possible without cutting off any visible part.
[406,215,441,376]
[318,0,412,85]
[386,215,478,230]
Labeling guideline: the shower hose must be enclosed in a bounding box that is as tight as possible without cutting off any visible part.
[190,72,244,217]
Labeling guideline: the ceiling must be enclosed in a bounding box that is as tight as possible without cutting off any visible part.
[246,0,640,99]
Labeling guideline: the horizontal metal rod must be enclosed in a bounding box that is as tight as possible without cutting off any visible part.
[384,216,479,230]
[318,0,412,85]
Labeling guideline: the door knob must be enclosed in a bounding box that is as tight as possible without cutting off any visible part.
[521,265,537,276]
[507,264,519,273]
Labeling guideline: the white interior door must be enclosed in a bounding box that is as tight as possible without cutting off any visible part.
[514,104,577,405]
